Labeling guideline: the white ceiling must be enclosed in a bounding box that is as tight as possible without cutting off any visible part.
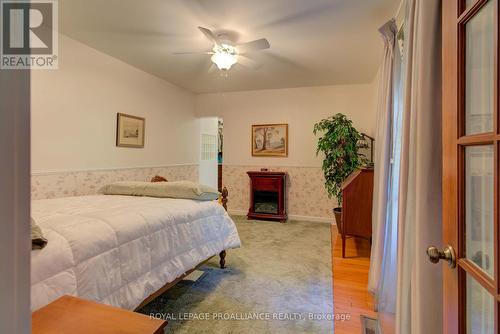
[59,0,398,93]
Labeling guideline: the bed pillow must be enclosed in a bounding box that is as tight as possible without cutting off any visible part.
[101,181,220,201]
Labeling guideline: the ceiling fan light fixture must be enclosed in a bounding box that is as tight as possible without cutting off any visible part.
[211,44,238,70]
[176,28,268,72]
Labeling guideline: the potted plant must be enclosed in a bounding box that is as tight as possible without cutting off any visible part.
[313,113,368,228]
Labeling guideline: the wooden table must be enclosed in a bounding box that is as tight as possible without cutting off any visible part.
[32,296,167,334]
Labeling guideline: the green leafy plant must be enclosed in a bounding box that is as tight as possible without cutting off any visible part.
[313,113,368,205]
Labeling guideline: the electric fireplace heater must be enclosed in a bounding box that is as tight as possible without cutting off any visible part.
[247,171,287,223]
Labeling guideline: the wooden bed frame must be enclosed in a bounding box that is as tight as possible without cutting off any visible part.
[134,187,229,311]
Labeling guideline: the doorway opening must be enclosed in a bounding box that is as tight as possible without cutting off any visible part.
[199,117,223,190]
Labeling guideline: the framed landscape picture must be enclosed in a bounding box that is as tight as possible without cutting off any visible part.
[116,113,145,148]
[252,123,288,157]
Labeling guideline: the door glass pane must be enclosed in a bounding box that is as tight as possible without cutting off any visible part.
[465,146,494,277]
[465,0,477,9]
[466,275,495,334]
[465,0,494,135]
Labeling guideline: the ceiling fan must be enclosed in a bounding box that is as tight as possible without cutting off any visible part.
[174,27,270,71]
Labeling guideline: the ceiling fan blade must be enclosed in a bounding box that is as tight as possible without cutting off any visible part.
[237,55,261,70]
[237,38,270,54]
[208,63,217,73]
[198,26,219,44]
[173,51,214,55]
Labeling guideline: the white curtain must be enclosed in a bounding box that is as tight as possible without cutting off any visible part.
[379,26,403,315]
[368,19,401,314]
[396,0,442,333]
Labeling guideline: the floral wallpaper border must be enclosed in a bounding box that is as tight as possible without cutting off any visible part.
[31,165,198,200]
[222,165,335,220]
[32,164,335,220]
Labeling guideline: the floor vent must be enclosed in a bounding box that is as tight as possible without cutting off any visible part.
[360,315,380,334]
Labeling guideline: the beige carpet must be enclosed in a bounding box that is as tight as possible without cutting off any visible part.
[138,216,333,333]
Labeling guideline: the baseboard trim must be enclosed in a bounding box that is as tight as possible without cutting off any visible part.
[227,209,334,224]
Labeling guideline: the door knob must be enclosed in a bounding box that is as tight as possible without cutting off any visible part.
[427,245,456,268]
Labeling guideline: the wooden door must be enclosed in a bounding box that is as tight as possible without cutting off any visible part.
[443,0,499,333]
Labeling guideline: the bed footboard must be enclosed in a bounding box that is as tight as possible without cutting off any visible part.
[219,250,226,269]
[220,186,229,269]
[221,186,228,211]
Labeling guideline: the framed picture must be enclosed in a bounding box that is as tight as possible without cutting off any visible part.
[252,123,288,157]
[116,113,145,148]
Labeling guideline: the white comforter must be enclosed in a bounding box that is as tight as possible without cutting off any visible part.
[31,195,241,311]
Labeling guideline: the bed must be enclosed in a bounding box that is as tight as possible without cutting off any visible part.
[30,188,240,311]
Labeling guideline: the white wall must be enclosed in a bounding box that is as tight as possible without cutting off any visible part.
[31,34,199,173]
[30,32,379,220]
[196,84,377,167]
[195,83,379,220]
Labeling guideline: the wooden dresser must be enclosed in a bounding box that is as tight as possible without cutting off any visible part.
[340,168,374,258]
[247,171,287,223]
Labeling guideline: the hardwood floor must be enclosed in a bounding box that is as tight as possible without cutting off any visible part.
[331,225,377,334]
